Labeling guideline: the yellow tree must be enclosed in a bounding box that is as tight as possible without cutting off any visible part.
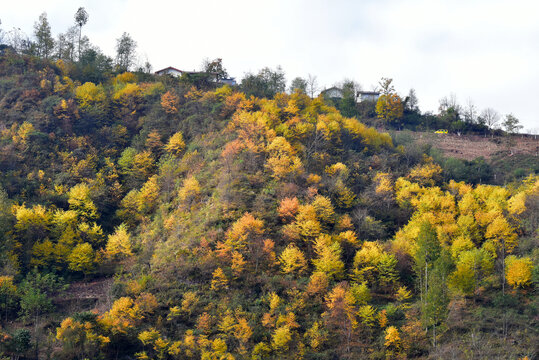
[99,296,152,334]
[68,183,98,221]
[105,224,133,259]
[210,267,229,291]
[304,321,327,351]
[311,196,335,227]
[161,90,179,114]
[224,212,267,269]
[271,325,292,354]
[323,283,356,355]
[74,82,106,110]
[265,136,303,180]
[384,326,402,356]
[164,132,186,157]
[178,176,201,205]
[279,244,308,275]
[12,204,52,268]
[312,236,344,280]
[376,94,403,125]
[137,175,160,214]
[506,256,533,289]
[145,130,163,153]
[484,215,518,294]
[67,242,96,275]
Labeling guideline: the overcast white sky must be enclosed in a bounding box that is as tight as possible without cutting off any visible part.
[2,0,538,130]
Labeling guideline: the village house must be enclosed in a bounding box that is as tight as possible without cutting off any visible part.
[321,86,380,103]
[154,66,184,77]
[155,66,237,85]
[358,91,380,102]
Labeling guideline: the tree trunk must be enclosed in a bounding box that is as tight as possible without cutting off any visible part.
[502,242,505,296]
[78,26,82,61]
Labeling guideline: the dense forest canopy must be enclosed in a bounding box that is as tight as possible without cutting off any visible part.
[0,9,537,360]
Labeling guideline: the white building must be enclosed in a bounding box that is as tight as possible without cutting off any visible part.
[358,91,380,102]
[155,66,184,77]
[321,86,344,99]
[322,87,380,103]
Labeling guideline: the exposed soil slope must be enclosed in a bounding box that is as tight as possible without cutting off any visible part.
[407,132,538,160]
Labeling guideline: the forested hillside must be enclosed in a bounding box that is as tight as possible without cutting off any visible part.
[0,51,537,360]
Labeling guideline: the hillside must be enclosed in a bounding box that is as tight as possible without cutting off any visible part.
[403,131,538,161]
[0,53,537,360]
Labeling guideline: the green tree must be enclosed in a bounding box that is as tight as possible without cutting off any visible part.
[33,12,55,59]
[339,80,359,118]
[422,257,450,348]
[6,329,31,359]
[413,222,441,305]
[290,77,307,93]
[74,7,89,60]
[19,271,66,359]
[115,32,137,72]
[202,57,228,81]
[502,113,523,134]
[0,276,18,322]
[241,66,286,98]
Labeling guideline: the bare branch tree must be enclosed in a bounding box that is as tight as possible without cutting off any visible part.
[307,74,319,98]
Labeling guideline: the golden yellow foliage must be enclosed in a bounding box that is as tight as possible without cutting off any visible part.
[306,271,329,296]
[161,90,179,114]
[56,317,110,350]
[304,321,327,350]
[358,305,376,327]
[75,82,106,109]
[105,223,133,259]
[408,160,443,186]
[325,162,348,177]
[279,244,308,274]
[334,180,356,209]
[384,326,401,348]
[145,130,163,152]
[324,283,356,327]
[225,213,264,252]
[115,72,136,84]
[271,325,292,352]
[312,236,344,280]
[312,196,335,225]
[231,251,247,277]
[164,132,186,157]
[138,328,160,346]
[100,297,143,333]
[227,111,275,154]
[210,267,229,291]
[506,256,533,288]
[265,136,303,179]
[67,242,96,274]
[113,83,141,101]
[178,176,201,204]
[137,175,160,213]
[374,172,393,194]
[12,121,35,145]
[376,93,403,124]
[68,183,98,220]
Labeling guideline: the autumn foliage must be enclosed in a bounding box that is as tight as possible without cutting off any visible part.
[0,51,536,360]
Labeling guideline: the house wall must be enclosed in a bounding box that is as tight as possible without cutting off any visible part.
[359,93,379,102]
[326,89,343,98]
